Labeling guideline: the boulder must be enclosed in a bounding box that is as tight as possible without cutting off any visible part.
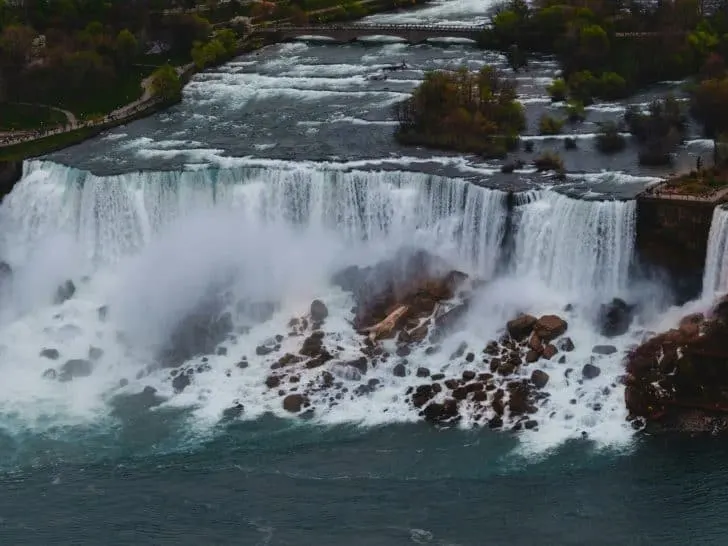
[310,299,329,322]
[40,348,60,360]
[172,372,191,393]
[265,375,281,389]
[599,298,633,337]
[283,394,308,413]
[533,315,567,342]
[558,337,575,352]
[528,334,543,353]
[525,350,539,364]
[54,280,76,304]
[531,369,550,388]
[542,344,558,360]
[416,367,431,378]
[300,331,325,357]
[393,362,407,377]
[592,345,617,356]
[462,370,476,381]
[582,363,601,379]
[507,314,537,341]
[58,359,92,381]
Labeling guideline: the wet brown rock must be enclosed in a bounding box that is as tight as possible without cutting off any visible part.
[525,350,540,364]
[558,337,575,352]
[444,378,460,389]
[507,381,536,415]
[528,334,543,353]
[431,373,445,381]
[409,322,429,343]
[300,331,325,357]
[273,353,305,369]
[497,361,516,376]
[533,315,568,342]
[423,398,460,423]
[484,341,499,355]
[416,367,431,378]
[452,387,467,400]
[283,394,308,413]
[679,313,704,339]
[542,344,558,360]
[396,345,411,357]
[412,384,436,408]
[507,314,537,341]
[393,363,407,377]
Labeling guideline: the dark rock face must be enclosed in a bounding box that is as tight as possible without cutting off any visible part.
[40,348,60,360]
[157,291,234,369]
[310,300,328,322]
[58,359,92,381]
[598,298,634,337]
[54,280,76,304]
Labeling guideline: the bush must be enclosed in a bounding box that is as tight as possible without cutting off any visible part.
[567,70,596,105]
[547,78,567,102]
[539,114,565,135]
[626,96,685,163]
[395,66,525,157]
[534,151,564,172]
[524,140,535,153]
[595,121,626,154]
[501,159,525,173]
[566,100,586,123]
[598,72,627,100]
[564,137,577,150]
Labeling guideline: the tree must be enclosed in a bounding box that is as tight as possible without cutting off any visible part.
[151,64,182,101]
[692,77,728,137]
[115,29,138,70]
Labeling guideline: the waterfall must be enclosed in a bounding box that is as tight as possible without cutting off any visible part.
[511,192,636,299]
[0,160,509,279]
[703,205,728,298]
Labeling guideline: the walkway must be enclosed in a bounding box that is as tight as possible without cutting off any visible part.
[0,64,193,148]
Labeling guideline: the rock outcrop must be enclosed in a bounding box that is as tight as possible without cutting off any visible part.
[624,300,728,433]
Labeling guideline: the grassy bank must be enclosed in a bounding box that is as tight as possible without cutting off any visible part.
[0,104,67,132]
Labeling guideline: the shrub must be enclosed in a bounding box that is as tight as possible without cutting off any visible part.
[539,114,565,135]
[567,70,596,105]
[598,72,627,100]
[566,100,586,123]
[547,78,567,102]
[524,140,535,153]
[595,121,626,154]
[564,137,577,149]
[534,151,564,172]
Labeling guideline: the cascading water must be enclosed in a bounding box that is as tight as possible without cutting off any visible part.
[511,192,636,300]
[703,205,728,298]
[0,159,646,453]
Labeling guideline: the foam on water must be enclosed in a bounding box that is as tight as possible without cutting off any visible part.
[0,159,657,454]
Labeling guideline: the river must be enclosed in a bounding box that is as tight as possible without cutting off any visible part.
[0,2,727,544]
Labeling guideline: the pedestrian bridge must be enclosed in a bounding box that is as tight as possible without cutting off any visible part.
[256,24,484,44]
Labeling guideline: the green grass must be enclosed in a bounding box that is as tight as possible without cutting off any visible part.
[53,66,154,121]
[0,103,67,131]
[0,126,102,161]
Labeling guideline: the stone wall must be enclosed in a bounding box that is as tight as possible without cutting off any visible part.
[0,160,22,200]
[636,195,718,300]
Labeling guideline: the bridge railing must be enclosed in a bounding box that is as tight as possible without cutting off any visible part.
[258,24,485,32]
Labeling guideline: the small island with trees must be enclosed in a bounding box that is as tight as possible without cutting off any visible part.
[392,0,728,195]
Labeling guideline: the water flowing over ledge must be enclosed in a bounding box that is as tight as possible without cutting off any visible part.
[0,158,645,455]
[703,205,728,298]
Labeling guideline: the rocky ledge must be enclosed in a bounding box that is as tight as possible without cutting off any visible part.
[624,297,728,434]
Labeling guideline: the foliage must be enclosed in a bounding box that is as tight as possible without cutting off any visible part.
[0,102,66,130]
[595,121,626,154]
[564,136,577,150]
[565,100,585,123]
[692,77,728,137]
[547,78,567,102]
[533,151,564,172]
[625,96,686,165]
[395,66,526,158]
[538,114,564,135]
[150,64,182,102]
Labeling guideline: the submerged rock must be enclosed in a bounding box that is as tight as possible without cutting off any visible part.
[310,299,329,322]
[599,298,633,338]
[88,346,104,361]
[283,394,308,413]
[40,348,60,360]
[582,363,601,380]
[54,280,76,305]
[42,368,57,380]
[592,345,617,356]
[58,359,92,381]
[172,372,191,393]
